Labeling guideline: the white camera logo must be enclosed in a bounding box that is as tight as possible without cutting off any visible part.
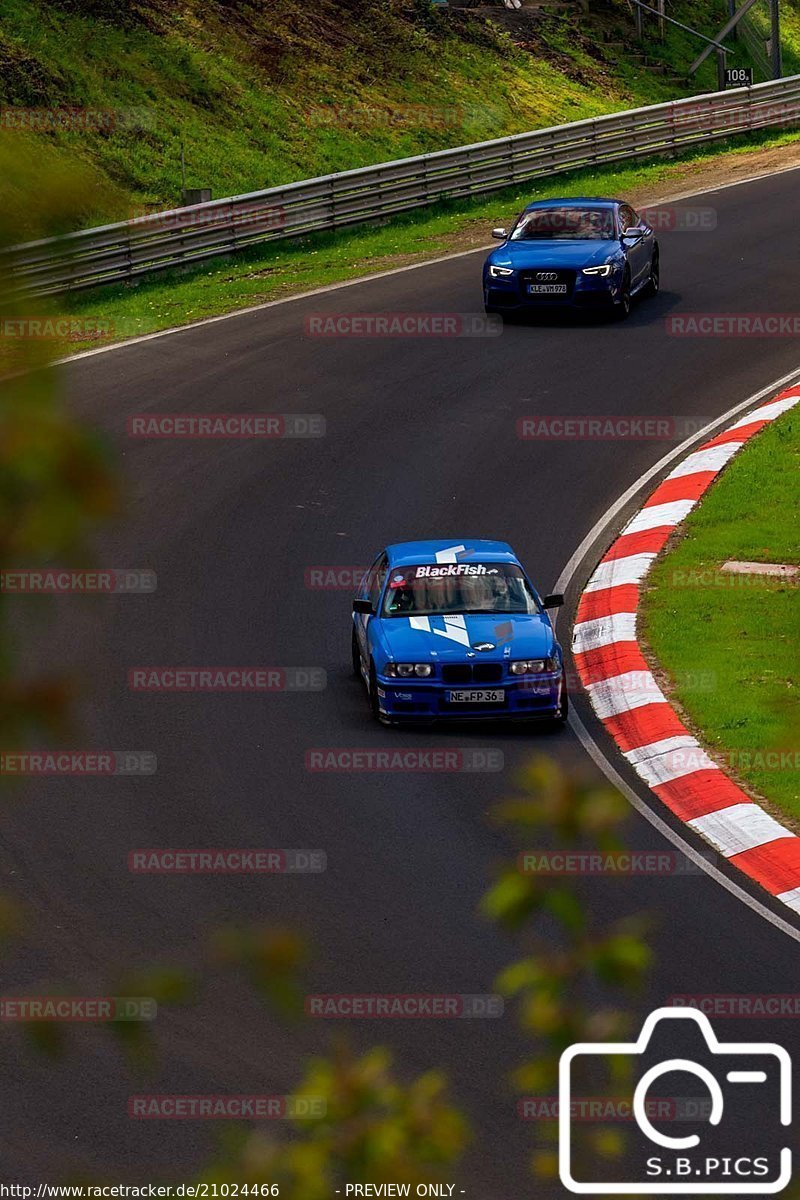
[559,1007,791,1194]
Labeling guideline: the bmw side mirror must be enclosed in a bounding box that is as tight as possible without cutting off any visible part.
[623,227,645,243]
[542,593,564,609]
[491,227,508,240]
[353,598,374,615]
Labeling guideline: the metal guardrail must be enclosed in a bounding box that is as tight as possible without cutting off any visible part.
[5,75,800,297]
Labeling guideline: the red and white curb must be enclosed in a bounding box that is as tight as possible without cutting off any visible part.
[572,385,800,912]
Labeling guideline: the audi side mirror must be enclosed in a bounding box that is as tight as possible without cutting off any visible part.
[353,598,374,615]
[491,227,508,240]
[542,593,564,609]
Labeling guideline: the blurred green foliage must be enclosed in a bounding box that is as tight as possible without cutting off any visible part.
[483,757,653,1180]
[200,1045,468,1197]
[0,132,119,743]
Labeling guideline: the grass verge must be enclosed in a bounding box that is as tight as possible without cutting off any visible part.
[641,406,800,820]
[6,0,798,228]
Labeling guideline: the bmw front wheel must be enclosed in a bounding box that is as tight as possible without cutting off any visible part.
[368,660,384,723]
[547,668,569,728]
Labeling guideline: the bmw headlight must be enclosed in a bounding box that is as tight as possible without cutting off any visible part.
[489,265,515,278]
[510,657,559,675]
[582,264,613,277]
[386,663,433,678]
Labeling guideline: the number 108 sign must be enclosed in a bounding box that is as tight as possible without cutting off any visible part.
[725,67,754,87]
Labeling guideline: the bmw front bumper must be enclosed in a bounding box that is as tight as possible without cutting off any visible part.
[374,670,567,723]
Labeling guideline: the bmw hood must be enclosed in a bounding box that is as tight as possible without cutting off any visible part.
[488,239,620,270]
[376,613,557,662]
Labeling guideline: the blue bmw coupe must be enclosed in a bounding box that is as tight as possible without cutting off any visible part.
[351,540,566,726]
[483,197,659,319]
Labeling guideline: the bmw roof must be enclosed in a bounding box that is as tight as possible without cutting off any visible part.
[386,540,519,567]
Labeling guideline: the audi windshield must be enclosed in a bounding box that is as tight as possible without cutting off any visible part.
[382,563,541,616]
[510,206,616,240]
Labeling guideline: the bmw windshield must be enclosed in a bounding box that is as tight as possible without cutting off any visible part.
[510,206,616,240]
[382,563,540,617]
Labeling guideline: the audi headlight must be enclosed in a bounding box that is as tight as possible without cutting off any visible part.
[582,264,613,277]
[386,663,433,678]
[489,265,514,278]
[510,657,559,675]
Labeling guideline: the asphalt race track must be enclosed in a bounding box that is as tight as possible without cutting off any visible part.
[3,166,800,1192]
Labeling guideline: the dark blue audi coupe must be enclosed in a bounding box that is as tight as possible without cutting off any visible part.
[483,197,659,320]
